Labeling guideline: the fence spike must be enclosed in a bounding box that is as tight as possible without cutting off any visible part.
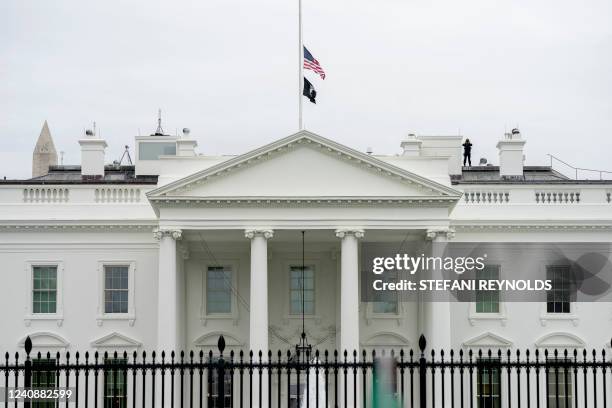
[218,335,226,354]
[418,334,426,353]
[24,336,32,356]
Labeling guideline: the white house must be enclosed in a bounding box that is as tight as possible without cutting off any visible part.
[0,122,610,406]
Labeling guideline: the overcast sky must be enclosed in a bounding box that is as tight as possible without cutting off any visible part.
[1,0,611,179]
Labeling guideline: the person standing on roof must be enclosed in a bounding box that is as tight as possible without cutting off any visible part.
[462,138,473,167]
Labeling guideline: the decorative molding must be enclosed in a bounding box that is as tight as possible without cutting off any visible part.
[244,229,274,240]
[148,197,459,208]
[18,332,69,350]
[334,228,364,239]
[153,228,182,240]
[90,332,142,349]
[361,332,411,348]
[193,332,244,348]
[539,313,579,327]
[534,332,586,349]
[463,332,513,348]
[0,223,156,232]
[146,130,462,200]
[452,222,612,231]
[426,227,455,240]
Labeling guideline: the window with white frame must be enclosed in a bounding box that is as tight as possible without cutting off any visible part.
[32,358,56,408]
[103,358,128,408]
[372,269,398,314]
[32,266,58,314]
[546,266,572,314]
[476,265,501,313]
[104,265,129,314]
[546,361,573,408]
[206,266,233,314]
[289,265,314,315]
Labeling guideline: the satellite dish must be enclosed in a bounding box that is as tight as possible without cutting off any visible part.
[85,129,94,136]
[182,128,191,136]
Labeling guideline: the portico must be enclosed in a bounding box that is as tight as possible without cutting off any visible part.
[148,131,460,355]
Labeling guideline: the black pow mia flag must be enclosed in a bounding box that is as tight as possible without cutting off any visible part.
[303,77,316,104]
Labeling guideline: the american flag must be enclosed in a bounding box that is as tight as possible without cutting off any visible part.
[303,46,326,79]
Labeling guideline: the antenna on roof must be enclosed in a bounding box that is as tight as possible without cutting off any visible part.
[153,109,165,136]
[60,151,65,165]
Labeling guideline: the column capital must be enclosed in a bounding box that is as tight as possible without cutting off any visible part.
[335,228,365,239]
[153,228,183,241]
[425,227,455,241]
[244,229,274,240]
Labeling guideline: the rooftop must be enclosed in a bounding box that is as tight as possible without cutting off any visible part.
[452,166,611,184]
[0,165,158,185]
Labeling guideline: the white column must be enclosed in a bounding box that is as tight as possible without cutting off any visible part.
[335,228,364,408]
[245,228,273,407]
[422,227,454,351]
[154,229,183,408]
[420,228,454,407]
[155,228,182,352]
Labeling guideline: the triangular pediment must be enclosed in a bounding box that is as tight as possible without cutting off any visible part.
[148,131,461,203]
[463,332,513,348]
[91,332,142,349]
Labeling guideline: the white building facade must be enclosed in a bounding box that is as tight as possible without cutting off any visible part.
[0,125,610,405]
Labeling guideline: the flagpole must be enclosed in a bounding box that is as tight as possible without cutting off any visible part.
[298,0,304,130]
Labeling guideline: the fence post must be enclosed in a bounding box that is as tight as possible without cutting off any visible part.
[218,335,226,408]
[24,336,32,408]
[419,334,427,408]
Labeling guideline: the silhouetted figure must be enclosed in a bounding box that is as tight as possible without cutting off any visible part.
[462,139,472,167]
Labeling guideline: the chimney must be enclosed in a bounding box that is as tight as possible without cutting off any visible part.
[497,128,526,177]
[176,128,197,156]
[79,129,107,177]
[400,133,422,156]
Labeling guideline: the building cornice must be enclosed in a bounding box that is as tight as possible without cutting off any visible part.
[148,196,458,208]
[452,221,612,231]
[0,222,157,231]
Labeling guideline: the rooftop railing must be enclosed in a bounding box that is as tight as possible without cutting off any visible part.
[548,154,612,181]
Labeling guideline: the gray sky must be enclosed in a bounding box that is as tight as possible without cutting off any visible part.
[1,0,611,179]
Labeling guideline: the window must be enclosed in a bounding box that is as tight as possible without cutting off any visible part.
[32,359,56,408]
[476,265,500,313]
[104,358,127,408]
[546,361,573,408]
[138,142,176,160]
[32,266,57,314]
[476,359,501,408]
[372,270,398,314]
[289,266,314,315]
[104,266,129,314]
[208,358,232,408]
[207,266,232,314]
[547,266,572,314]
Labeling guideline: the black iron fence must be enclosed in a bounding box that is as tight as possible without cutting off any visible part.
[2,335,611,407]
